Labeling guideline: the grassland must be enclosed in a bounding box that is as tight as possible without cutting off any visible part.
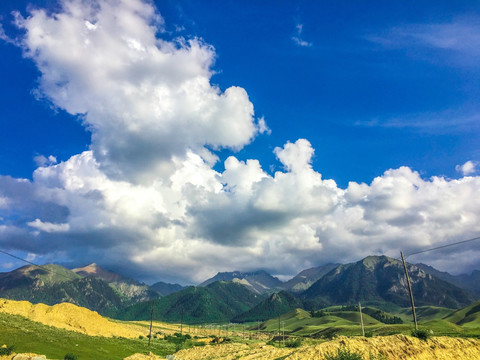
[247,305,480,339]
[0,312,201,359]
[2,297,480,359]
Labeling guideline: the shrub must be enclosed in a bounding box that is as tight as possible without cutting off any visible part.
[139,335,144,339]
[285,338,302,348]
[64,353,79,360]
[411,328,430,341]
[0,345,15,356]
[325,346,363,360]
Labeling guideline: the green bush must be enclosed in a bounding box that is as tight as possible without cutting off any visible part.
[0,345,15,355]
[325,346,363,360]
[285,338,302,348]
[411,328,430,341]
[64,353,79,360]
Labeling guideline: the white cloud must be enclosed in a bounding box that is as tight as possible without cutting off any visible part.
[1,262,14,269]
[15,0,261,184]
[355,108,480,134]
[292,22,312,47]
[256,116,271,135]
[456,161,478,176]
[34,155,57,167]
[366,19,480,67]
[27,219,70,233]
[1,0,480,283]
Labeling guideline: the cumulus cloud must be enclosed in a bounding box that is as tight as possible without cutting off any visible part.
[456,161,478,176]
[14,0,260,183]
[1,0,480,283]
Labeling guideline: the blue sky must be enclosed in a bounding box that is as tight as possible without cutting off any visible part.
[1,0,480,283]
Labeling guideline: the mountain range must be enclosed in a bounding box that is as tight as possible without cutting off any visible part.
[198,270,283,294]
[303,256,474,309]
[0,255,478,324]
[415,263,480,297]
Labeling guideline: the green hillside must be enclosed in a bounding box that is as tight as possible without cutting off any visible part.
[232,291,304,322]
[0,312,189,359]
[0,265,124,316]
[0,264,81,289]
[396,306,454,322]
[444,299,480,328]
[118,281,264,324]
[259,307,382,337]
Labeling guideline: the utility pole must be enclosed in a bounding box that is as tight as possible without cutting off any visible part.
[282,321,285,346]
[278,316,281,347]
[358,302,365,337]
[148,301,154,347]
[180,309,183,335]
[401,251,418,330]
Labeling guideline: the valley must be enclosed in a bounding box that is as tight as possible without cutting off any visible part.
[1,255,480,358]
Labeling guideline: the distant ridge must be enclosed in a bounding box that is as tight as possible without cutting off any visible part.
[416,263,480,297]
[282,263,339,293]
[199,270,283,294]
[150,281,185,296]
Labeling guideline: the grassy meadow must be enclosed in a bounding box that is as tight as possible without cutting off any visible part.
[0,312,202,359]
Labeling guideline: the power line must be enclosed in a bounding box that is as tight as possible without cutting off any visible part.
[405,236,480,258]
[0,248,77,281]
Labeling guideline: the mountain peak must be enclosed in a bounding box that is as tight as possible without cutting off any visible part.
[304,256,474,308]
[72,263,125,283]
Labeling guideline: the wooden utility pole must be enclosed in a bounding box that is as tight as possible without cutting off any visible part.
[148,301,154,347]
[401,251,418,330]
[278,316,281,347]
[180,310,183,335]
[358,302,365,337]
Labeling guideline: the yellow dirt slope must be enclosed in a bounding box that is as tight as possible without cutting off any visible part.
[174,335,480,360]
[0,298,144,338]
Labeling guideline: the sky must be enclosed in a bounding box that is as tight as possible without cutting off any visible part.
[1,0,480,284]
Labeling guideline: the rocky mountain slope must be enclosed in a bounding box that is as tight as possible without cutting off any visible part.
[72,263,160,304]
[198,270,283,294]
[303,255,474,308]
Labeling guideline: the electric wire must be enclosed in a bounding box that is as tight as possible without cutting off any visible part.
[405,236,480,258]
[0,248,78,281]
